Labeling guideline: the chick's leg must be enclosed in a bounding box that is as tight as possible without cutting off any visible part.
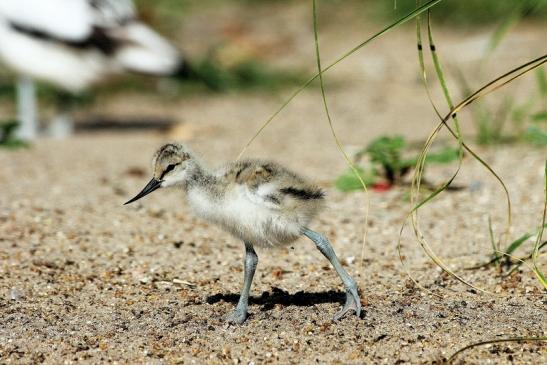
[302,227,361,320]
[226,242,257,324]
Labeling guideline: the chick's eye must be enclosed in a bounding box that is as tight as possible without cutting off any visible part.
[161,163,178,179]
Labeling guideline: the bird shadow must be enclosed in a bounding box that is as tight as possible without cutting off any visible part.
[206,287,345,312]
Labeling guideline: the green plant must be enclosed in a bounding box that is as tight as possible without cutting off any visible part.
[397,0,547,294]
[361,136,409,183]
[0,120,28,149]
[334,166,376,192]
[449,0,547,146]
[469,223,547,276]
[456,66,547,146]
[335,135,459,192]
[181,56,304,92]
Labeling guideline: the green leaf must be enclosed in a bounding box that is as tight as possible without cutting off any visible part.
[524,126,547,145]
[424,147,460,164]
[505,233,534,255]
[405,146,460,167]
[335,167,377,192]
[505,224,547,254]
[366,135,405,168]
[0,120,28,149]
[531,111,547,123]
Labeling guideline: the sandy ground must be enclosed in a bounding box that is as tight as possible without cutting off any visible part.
[1,134,546,364]
[1,3,546,364]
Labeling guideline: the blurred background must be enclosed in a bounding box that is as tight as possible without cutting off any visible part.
[0,0,545,155]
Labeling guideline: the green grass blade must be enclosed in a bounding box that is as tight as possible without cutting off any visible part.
[485,4,522,59]
[312,0,371,275]
[505,233,534,255]
[396,3,482,294]
[415,9,442,120]
[487,14,519,55]
[488,216,501,264]
[412,53,546,216]
[405,6,545,293]
[532,161,547,288]
[238,0,444,159]
[537,67,547,96]
[427,10,511,253]
[504,224,547,255]
[416,55,547,214]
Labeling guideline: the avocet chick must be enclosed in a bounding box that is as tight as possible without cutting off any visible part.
[125,143,361,324]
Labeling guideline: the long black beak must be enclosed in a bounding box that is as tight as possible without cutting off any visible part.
[124,178,162,205]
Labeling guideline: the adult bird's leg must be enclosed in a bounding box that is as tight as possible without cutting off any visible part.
[302,227,361,320]
[15,76,38,141]
[226,242,258,324]
[48,90,75,138]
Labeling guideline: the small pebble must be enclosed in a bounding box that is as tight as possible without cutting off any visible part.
[9,288,22,301]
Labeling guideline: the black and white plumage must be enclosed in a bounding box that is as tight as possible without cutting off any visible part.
[0,0,183,138]
[0,0,182,90]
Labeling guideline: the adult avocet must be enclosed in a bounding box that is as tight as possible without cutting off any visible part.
[0,0,183,139]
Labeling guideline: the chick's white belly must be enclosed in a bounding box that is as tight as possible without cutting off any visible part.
[224,202,302,247]
[188,187,303,246]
